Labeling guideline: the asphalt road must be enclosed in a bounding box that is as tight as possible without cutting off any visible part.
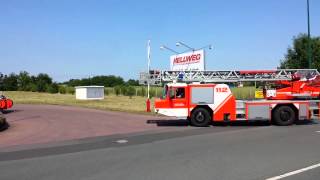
[0,121,320,180]
[0,104,181,148]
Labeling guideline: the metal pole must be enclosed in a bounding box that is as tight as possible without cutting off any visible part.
[147,40,151,99]
[146,40,152,112]
[307,0,312,68]
[160,45,180,54]
[176,42,194,51]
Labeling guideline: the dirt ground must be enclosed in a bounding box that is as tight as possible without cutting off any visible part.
[0,104,188,149]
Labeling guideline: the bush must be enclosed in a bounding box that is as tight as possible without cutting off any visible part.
[58,86,66,94]
[28,83,38,92]
[46,83,59,94]
[114,85,121,96]
[120,86,128,96]
[126,86,135,98]
[66,86,75,95]
[36,82,47,92]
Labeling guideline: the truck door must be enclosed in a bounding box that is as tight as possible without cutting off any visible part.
[168,87,188,118]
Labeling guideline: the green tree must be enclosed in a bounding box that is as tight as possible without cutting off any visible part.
[58,85,67,94]
[17,71,32,91]
[280,34,320,69]
[126,79,139,86]
[65,75,125,87]
[36,73,52,92]
[0,73,4,90]
[46,83,59,94]
[126,86,135,98]
[3,73,18,91]
[28,83,38,92]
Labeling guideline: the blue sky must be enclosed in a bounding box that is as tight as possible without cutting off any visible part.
[1,0,319,82]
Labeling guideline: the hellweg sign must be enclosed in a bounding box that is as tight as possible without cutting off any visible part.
[170,49,205,71]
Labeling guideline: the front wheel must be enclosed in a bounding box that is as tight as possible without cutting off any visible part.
[273,106,296,126]
[190,108,211,127]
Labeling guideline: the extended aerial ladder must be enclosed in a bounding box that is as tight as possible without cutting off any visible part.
[140,69,320,101]
[139,69,320,85]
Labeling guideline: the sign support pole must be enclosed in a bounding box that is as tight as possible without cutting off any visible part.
[146,40,151,112]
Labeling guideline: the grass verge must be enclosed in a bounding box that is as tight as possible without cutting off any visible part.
[2,91,154,114]
[2,87,256,114]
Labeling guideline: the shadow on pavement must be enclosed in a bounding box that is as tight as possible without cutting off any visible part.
[147,119,189,126]
[213,121,271,127]
[295,120,318,125]
[147,119,317,127]
[1,109,18,114]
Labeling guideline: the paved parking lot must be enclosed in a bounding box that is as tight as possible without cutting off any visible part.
[0,104,189,149]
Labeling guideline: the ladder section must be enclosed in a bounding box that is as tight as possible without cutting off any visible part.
[139,69,320,85]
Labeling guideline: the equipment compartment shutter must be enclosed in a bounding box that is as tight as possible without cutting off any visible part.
[299,104,308,120]
[191,87,214,104]
[248,104,269,120]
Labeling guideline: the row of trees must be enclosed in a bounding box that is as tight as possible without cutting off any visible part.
[0,71,59,93]
[64,76,139,87]
[0,71,141,95]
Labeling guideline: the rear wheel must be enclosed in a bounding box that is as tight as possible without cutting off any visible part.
[273,106,296,126]
[190,108,211,127]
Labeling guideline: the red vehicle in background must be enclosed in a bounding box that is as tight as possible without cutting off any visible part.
[0,95,13,112]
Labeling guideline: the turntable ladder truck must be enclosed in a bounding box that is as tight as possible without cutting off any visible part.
[140,69,320,126]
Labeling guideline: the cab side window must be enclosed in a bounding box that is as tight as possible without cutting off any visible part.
[175,88,185,98]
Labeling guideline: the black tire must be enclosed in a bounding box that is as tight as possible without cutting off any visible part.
[190,108,211,127]
[0,115,8,131]
[273,106,296,126]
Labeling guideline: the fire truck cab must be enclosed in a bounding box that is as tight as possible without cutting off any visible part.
[155,82,319,127]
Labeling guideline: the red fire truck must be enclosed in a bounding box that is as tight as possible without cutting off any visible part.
[0,95,13,113]
[152,70,320,126]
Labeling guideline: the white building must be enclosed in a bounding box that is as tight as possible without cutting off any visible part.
[75,86,104,100]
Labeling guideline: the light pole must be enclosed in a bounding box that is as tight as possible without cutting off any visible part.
[160,45,180,54]
[176,41,213,52]
[176,41,195,51]
[307,0,312,69]
[197,44,213,51]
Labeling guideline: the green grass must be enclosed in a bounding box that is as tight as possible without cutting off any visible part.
[2,91,154,114]
[2,87,256,114]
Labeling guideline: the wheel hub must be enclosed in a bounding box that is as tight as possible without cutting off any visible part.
[280,110,290,121]
[196,112,205,122]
